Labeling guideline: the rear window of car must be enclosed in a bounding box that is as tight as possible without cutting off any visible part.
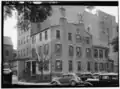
[102,76,109,79]
[111,76,118,80]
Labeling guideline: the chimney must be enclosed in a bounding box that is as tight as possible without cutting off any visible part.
[59,6,66,18]
[59,17,67,26]
[77,12,83,23]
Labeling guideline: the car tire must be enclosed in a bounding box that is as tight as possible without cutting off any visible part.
[71,81,76,86]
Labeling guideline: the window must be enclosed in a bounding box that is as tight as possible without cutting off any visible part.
[44,60,49,71]
[23,49,25,56]
[32,48,36,57]
[99,49,103,58]
[27,48,28,56]
[21,50,22,57]
[87,62,91,71]
[32,36,36,44]
[68,33,72,41]
[32,61,36,75]
[105,49,108,58]
[24,38,25,44]
[55,60,62,71]
[6,50,9,56]
[45,31,48,40]
[86,37,90,44]
[99,63,103,71]
[55,44,62,56]
[86,48,91,57]
[18,51,19,57]
[94,49,98,58]
[76,34,81,42]
[76,47,82,57]
[69,45,74,56]
[38,46,42,56]
[39,32,42,41]
[95,62,98,72]
[44,44,49,55]
[77,61,81,71]
[56,30,60,39]
[69,60,73,72]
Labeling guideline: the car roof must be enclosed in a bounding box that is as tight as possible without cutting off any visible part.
[80,72,92,75]
[63,73,76,76]
[99,73,118,76]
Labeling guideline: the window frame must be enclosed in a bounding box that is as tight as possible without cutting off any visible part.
[69,45,74,56]
[86,48,91,58]
[56,30,60,39]
[55,44,62,56]
[55,60,62,71]
[45,30,48,40]
[86,37,90,44]
[68,60,73,72]
[39,32,42,41]
[6,50,9,56]
[77,61,81,71]
[68,32,72,41]
[95,62,98,72]
[76,46,82,57]
[99,49,103,58]
[87,62,91,71]
[94,49,98,58]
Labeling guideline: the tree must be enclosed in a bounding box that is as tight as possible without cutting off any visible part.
[3,1,52,30]
[111,36,118,52]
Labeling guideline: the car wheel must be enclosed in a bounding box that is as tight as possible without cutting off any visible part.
[71,81,76,86]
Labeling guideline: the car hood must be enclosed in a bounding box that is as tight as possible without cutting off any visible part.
[86,78,99,81]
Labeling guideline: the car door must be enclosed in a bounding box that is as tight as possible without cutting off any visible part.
[59,75,67,84]
[64,75,71,85]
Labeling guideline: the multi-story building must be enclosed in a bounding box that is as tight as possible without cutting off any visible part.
[17,15,32,79]
[17,6,118,81]
[4,36,13,64]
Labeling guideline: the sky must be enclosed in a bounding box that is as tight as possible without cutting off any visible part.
[4,6,118,49]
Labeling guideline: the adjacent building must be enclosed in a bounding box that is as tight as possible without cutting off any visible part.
[4,36,13,64]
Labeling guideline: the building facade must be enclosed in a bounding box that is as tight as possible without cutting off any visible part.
[17,15,32,79]
[17,6,118,81]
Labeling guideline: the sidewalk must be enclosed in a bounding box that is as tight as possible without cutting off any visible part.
[12,75,51,85]
[17,81,51,85]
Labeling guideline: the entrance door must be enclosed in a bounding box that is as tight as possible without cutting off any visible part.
[32,61,36,75]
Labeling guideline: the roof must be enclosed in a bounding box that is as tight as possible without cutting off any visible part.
[4,36,13,45]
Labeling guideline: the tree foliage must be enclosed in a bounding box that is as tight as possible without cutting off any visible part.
[3,1,52,30]
[111,36,118,52]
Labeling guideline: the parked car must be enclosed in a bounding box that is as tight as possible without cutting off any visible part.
[51,73,93,86]
[85,73,100,86]
[77,72,93,81]
[98,73,119,87]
